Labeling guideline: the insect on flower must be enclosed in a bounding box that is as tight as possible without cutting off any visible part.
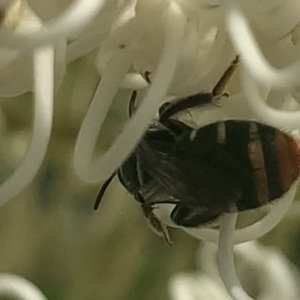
[94,57,300,245]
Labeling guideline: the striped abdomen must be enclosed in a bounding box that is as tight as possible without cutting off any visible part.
[196,121,300,211]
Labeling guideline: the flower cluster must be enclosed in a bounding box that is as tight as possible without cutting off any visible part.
[170,241,300,300]
[0,0,300,299]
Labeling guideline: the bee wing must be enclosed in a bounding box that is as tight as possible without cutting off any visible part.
[137,136,245,213]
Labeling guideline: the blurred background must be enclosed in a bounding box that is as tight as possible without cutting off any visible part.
[0,49,299,300]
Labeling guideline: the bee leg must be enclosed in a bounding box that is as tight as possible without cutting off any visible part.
[127,70,152,118]
[144,204,172,246]
[211,92,228,108]
[159,56,239,121]
[137,193,172,245]
[128,90,138,118]
[212,56,239,97]
[162,118,192,137]
[144,71,151,84]
[159,93,213,122]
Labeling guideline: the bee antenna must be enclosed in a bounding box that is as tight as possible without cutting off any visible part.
[93,173,116,210]
[129,90,137,118]
[212,56,239,97]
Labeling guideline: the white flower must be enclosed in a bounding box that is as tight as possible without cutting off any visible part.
[0,0,298,191]
[0,0,123,207]
[0,1,299,299]
[0,274,47,300]
[170,241,300,300]
[0,0,66,97]
[26,0,74,21]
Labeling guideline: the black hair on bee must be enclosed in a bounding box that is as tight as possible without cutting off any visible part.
[94,57,300,244]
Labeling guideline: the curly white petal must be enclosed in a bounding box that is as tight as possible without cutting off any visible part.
[217,212,253,300]
[241,69,300,130]
[74,2,186,183]
[0,274,47,300]
[0,1,66,97]
[0,0,110,49]
[67,0,134,62]
[235,242,300,300]
[198,240,300,300]
[0,45,53,207]
[170,273,232,300]
[224,0,300,89]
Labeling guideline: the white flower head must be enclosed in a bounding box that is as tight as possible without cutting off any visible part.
[0,274,47,300]
[0,0,66,97]
[0,1,299,300]
[169,241,300,300]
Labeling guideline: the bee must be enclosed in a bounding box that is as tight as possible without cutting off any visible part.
[94,57,300,244]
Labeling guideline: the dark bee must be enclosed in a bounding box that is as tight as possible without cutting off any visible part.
[94,58,300,244]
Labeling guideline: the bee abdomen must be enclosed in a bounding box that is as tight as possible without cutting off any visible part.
[202,121,300,210]
[251,123,300,206]
[274,131,300,193]
[248,123,269,205]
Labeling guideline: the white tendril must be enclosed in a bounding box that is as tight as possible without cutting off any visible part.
[66,0,134,63]
[0,0,109,49]
[196,240,300,300]
[169,275,198,300]
[0,274,47,300]
[217,212,253,300]
[224,0,300,89]
[73,47,133,182]
[121,73,148,90]
[0,45,53,207]
[175,26,235,96]
[235,242,300,300]
[170,273,232,300]
[66,24,111,63]
[241,69,300,130]
[102,4,166,52]
[74,2,186,183]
